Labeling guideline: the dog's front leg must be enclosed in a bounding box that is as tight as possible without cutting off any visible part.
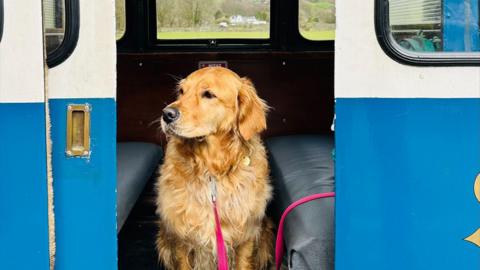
[235,239,255,270]
[156,224,192,270]
[175,245,193,270]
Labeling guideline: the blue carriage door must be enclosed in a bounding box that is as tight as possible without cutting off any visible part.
[0,1,51,270]
[45,1,118,270]
[335,0,480,269]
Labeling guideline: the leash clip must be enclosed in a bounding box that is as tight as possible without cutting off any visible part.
[209,176,217,203]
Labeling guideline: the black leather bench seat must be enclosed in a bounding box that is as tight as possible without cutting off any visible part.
[266,135,335,270]
[117,142,163,232]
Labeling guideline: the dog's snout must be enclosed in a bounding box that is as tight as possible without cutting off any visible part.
[163,107,180,124]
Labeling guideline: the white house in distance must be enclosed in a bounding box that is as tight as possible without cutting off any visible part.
[229,15,267,26]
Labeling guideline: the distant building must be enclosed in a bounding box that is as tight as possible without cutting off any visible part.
[229,15,267,26]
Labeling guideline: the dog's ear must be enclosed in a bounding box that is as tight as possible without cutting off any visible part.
[237,77,268,140]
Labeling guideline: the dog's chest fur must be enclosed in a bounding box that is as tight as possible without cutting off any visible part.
[156,139,271,249]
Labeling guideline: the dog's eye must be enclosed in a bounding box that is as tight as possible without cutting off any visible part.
[178,89,184,95]
[202,90,216,99]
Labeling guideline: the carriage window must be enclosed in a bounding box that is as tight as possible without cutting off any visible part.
[43,0,79,67]
[387,0,479,53]
[43,0,65,53]
[299,0,335,41]
[156,0,270,40]
[116,0,126,40]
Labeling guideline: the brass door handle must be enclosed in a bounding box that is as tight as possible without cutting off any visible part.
[66,104,91,157]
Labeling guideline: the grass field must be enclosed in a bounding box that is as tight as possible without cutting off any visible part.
[157,30,335,41]
[300,30,335,41]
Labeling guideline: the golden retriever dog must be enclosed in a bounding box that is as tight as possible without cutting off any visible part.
[155,67,274,270]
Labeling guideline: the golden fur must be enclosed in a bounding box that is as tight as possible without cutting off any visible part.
[155,67,274,269]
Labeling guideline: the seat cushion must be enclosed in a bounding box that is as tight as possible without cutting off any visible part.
[266,135,335,270]
[117,142,163,232]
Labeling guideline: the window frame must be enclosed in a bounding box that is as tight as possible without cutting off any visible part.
[147,0,274,50]
[117,0,334,52]
[46,0,80,68]
[375,0,480,66]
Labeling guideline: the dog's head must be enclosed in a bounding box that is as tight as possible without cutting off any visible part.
[161,67,267,141]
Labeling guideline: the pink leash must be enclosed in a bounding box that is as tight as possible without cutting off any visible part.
[212,174,335,270]
[274,192,335,270]
[213,200,230,270]
[210,178,230,270]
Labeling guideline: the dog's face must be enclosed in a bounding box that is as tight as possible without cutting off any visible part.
[161,67,267,140]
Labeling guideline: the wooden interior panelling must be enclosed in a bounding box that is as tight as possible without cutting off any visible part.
[117,52,334,144]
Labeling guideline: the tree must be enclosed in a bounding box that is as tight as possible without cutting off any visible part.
[215,10,224,20]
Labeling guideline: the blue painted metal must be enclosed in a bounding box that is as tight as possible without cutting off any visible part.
[0,103,50,270]
[443,0,480,51]
[335,98,480,269]
[49,98,117,270]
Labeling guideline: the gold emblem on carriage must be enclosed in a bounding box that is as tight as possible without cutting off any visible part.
[464,174,480,247]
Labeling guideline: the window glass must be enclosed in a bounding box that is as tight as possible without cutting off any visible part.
[388,0,480,52]
[156,0,270,40]
[299,0,335,41]
[116,0,126,40]
[43,0,65,53]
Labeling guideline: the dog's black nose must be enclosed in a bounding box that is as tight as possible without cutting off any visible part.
[162,107,180,124]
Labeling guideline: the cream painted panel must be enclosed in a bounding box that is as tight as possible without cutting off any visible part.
[0,0,45,103]
[48,0,116,99]
[335,0,480,98]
